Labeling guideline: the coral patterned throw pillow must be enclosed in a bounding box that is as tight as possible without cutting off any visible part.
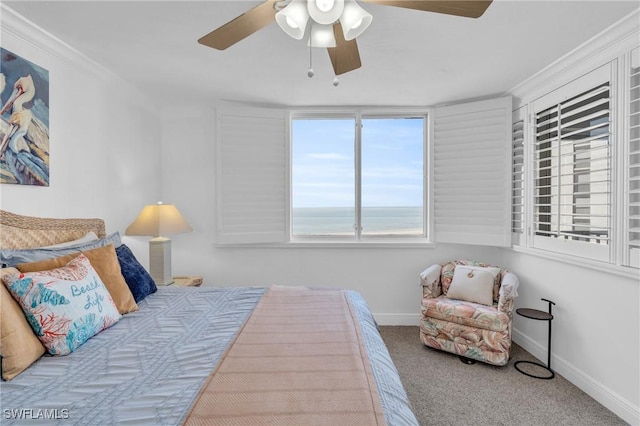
[1,254,121,356]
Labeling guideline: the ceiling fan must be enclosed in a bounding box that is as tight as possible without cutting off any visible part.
[198,0,493,76]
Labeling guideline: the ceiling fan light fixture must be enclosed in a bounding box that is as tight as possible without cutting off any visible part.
[340,0,372,40]
[307,0,344,25]
[276,0,310,40]
[307,23,336,48]
[315,0,335,12]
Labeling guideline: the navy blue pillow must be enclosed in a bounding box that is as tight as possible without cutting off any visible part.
[115,244,157,303]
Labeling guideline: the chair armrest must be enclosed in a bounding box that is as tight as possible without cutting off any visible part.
[498,271,519,313]
[419,264,442,298]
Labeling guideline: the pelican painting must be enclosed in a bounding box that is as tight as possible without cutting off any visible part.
[0,48,49,186]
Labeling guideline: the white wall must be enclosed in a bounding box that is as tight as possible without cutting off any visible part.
[0,7,162,242]
[506,251,639,424]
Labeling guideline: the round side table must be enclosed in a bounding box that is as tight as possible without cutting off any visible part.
[514,298,556,380]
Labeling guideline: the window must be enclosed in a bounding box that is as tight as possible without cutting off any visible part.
[215,98,511,247]
[291,112,426,239]
[512,108,525,243]
[514,46,640,271]
[291,117,356,236]
[628,47,640,268]
[533,81,611,260]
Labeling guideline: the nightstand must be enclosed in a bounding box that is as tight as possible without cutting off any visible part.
[171,276,203,287]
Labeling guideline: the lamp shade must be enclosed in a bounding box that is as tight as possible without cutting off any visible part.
[125,203,192,237]
[308,23,336,48]
[307,0,344,25]
[275,0,309,40]
[340,0,372,40]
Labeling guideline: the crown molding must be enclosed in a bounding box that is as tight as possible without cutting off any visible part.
[509,8,640,106]
[0,4,117,82]
[0,4,157,110]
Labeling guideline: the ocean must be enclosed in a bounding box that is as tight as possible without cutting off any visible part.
[292,206,424,236]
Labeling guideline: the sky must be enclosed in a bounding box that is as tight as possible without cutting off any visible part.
[291,116,424,209]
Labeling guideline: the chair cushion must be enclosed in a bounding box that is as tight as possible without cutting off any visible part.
[421,295,510,332]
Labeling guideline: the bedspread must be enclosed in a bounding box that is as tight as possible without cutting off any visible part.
[0,286,418,425]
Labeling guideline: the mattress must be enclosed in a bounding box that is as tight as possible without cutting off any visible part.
[0,286,418,425]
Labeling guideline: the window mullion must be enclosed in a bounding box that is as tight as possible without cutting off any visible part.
[355,113,362,239]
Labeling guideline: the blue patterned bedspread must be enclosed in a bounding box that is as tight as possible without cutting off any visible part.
[1,286,417,425]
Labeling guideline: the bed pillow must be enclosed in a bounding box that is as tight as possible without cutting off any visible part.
[446,265,496,306]
[0,267,46,380]
[115,244,157,303]
[17,244,139,314]
[0,232,122,267]
[2,255,121,356]
[40,231,99,249]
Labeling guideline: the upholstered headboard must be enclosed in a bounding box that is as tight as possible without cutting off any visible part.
[0,210,106,249]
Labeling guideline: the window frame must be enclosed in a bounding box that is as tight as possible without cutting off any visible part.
[288,108,430,244]
[511,41,640,275]
[530,74,613,263]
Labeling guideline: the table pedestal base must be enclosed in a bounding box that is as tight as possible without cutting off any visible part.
[514,360,555,380]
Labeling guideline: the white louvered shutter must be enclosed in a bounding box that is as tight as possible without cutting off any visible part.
[433,96,512,246]
[512,107,526,245]
[215,106,287,244]
[532,79,611,260]
[628,47,640,268]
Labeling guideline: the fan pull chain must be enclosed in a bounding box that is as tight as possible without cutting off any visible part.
[307,35,315,78]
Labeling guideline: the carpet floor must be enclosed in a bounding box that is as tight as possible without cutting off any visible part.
[379,326,626,426]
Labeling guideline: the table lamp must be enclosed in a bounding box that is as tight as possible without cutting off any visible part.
[125,202,192,285]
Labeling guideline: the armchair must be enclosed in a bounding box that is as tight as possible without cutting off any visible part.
[419,260,519,366]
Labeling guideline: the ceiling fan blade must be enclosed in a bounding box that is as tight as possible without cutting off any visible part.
[362,0,492,18]
[198,0,278,50]
[327,23,362,75]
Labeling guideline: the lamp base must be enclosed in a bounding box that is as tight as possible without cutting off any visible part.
[149,237,173,285]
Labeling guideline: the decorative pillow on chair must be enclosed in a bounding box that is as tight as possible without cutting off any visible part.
[2,255,121,356]
[17,244,139,315]
[446,265,497,306]
[0,267,46,380]
[115,244,157,303]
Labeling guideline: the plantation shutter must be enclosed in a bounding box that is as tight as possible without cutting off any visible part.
[215,106,287,244]
[433,96,512,246]
[512,107,526,245]
[533,82,611,255]
[628,47,640,268]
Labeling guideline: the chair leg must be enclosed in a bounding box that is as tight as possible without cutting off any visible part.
[459,356,476,365]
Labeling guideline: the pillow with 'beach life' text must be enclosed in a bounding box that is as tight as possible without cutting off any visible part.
[2,254,121,356]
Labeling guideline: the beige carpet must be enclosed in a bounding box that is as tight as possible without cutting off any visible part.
[380,326,626,426]
[184,286,386,425]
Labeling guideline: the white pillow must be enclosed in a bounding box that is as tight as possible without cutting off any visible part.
[40,232,99,249]
[447,265,496,306]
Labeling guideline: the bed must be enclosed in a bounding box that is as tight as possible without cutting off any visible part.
[0,210,418,425]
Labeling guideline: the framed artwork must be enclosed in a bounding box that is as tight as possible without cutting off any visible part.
[0,48,50,186]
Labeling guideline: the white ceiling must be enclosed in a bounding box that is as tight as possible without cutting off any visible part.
[3,0,639,107]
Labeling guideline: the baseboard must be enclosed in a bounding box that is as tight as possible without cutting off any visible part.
[513,328,640,426]
[373,313,420,326]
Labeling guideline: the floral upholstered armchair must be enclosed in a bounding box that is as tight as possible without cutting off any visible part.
[419,260,519,366]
